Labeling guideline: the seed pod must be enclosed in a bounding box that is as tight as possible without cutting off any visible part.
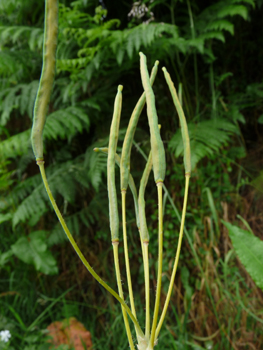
[107,86,123,242]
[139,52,166,183]
[94,147,140,228]
[31,0,58,160]
[120,61,159,191]
[162,67,191,176]
[138,151,153,242]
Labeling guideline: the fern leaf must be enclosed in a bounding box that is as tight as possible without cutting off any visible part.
[205,20,234,35]
[0,130,31,160]
[217,5,248,20]
[12,186,48,227]
[222,221,263,291]
[168,118,239,169]
[199,31,225,43]
[44,106,90,140]
[85,146,107,192]
[0,85,21,125]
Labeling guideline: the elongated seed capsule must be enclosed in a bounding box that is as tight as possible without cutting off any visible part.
[162,67,191,176]
[120,61,159,191]
[138,150,153,242]
[94,147,140,228]
[107,86,123,242]
[31,0,58,160]
[139,52,166,183]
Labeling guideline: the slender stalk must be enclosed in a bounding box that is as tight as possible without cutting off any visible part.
[143,242,150,339]
[155,174,190,341]
[37,160,144,338]
[150,182,164,348]
[121,191,138,333]
[186,0,199,116]
[113,242,135,350]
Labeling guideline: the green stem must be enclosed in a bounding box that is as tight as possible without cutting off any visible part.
[155,175,190,340]
[186,0,199,116]
[37,160,144,338]
[150,182,164,348]
[121,191,138,337]
[113,242,135,350]
[143,242,150,339]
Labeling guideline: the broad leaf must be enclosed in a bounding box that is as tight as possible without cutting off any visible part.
[222,221,263,291]
[11,231,58,275]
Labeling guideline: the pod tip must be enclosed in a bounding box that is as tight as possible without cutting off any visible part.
[93,148,99,152]
[118,85,123,92]
[155,60,159,66]
[162,67,167,72]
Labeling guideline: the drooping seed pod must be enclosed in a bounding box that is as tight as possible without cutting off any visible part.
[107,86,123,242]
[120,61,159,191]
[162,67,191,176]
[139,52,166,183]
[31,0,58,160]
[138,151,153,243]
[94,147,140,229]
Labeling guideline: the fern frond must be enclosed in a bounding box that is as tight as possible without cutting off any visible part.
[44,106,90,140]
[85,146,107,192]
[0,26,43,50]
[169,118,240,169]
[217,4,248,20]
[12,155,100,227]
[199,31,225,43]
[204,20,234,35]
[0,81,38,124]
[0,130,31,160]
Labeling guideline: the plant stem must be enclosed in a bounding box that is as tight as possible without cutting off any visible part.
[37,160,144,338]
[143,242,150,339]
[121,191,138,336]
[113,242,135,350]
[186,0,199,116]
[150,182,163,348]
[155,174,190,341]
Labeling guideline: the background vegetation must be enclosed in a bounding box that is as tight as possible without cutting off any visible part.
[0,0,263,349]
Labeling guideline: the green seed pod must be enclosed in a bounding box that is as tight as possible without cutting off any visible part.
[138,151,153,242]
[31,0,58,160]
[139,52,166,183]
[94,147,140,228]
[120,61,159,191]
[162,67,191,176]
[107,86,123,242]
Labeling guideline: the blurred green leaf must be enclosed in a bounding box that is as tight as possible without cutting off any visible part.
[222,221,263,291]
[11,231,58,275]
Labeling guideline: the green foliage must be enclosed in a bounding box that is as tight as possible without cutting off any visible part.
[168,117,240,169]
[11,230,58,275]
[223,221,263,291]
[0,0,262,347]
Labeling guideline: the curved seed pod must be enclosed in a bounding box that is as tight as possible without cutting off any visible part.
[139,52,166,183]
[107,86,123,242]
[120,60,159,191]
[94,147,140,228]
[162,67,191,176]
[31,0,58,160]
[138,151,153,243]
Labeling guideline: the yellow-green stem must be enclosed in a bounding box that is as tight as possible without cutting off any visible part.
[150,182,163,348]
[155,175,190,341]
[112,242,135,350]
[37,161,144,338]
[143,242,150,339]
[121,191,138,337]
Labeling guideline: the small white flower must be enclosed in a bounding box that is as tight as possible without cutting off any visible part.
[0,330,11,343]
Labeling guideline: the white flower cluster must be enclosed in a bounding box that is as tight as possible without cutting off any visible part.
[128,1,154,24]
[0,330,11,343]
